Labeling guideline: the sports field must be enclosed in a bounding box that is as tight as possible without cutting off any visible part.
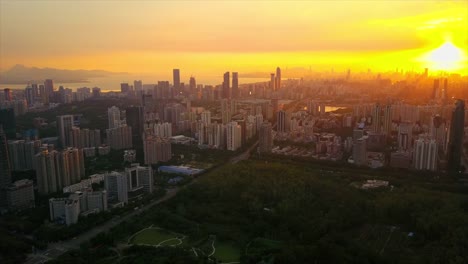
[130,228,184,246]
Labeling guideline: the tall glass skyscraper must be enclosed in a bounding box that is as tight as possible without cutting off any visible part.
[447,99,465,173]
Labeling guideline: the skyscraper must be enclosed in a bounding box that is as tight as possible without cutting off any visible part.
[57,115,74,148]
[372,103,382,133]
[126,106,144,139]
[143,136,172,164]
[270,73,276,91]
[277,110,288,133]
[4,88,12,101]
[105,171,128,204]
[259,122,273,153]
[120,83,130,94]
[226,121,242,151]
[189,76,196,95]
[107,106,122,129]
[432,79,440,100]
[223,72,230,99]
[0,126,12,206]
[133,80,142,92]
[447,99,465,173]
[44,79,54,97]
[35,150,61,194]
[173,69,180,90]
[0,108,16,139]
[275,67,281,90]
[413,138,438,171]
[232,72,239,99]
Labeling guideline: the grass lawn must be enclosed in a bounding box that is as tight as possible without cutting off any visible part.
[131,228,177,245]
[159,238,182,246]
[213,242,241,263]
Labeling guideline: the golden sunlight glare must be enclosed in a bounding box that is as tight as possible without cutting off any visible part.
[422,41,467,71]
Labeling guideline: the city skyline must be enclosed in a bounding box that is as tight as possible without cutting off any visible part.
[1,1,467,75]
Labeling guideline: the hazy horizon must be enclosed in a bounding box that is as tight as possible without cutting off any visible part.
[1,1,467,75]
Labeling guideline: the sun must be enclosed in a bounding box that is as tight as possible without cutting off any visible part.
[420,41,467,72]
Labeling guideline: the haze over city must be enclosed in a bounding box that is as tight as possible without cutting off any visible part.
[0,1,467,264]
[1,1,467,76]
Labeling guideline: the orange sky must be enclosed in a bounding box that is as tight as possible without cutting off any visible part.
[0,1,467,75]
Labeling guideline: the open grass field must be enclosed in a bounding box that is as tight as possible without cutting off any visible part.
[130,228,179,246]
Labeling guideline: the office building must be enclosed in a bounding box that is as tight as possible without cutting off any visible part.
[277,110,290,133]
[126,106,144,138]
[226,121,242,151]
[223,72,230,99]
[105,171,128,204]
[0,126,12,206]
[125,164,153,194]
[84,190,108,213]
[447,99,465,173]
[232,72,239,99]
[6,179,35,210]
[25,85,34,106]
[173,69,180,90]
[259,122,273,153]
[44,79,54,97]
[189,76,196,95]
[134,80,142,92]
[120,83,130,94]
[3,88,12,101]
[270,73,276,91]
[372,103,382,133]
[413,138,438,171]
[49,194,80,226]
[0,108,16,139]
[221,99,231,124]
[57,115,74,148]
[143,136,172,164]
[275,67,281,90]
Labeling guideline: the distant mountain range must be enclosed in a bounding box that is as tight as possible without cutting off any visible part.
[0,65,127,84]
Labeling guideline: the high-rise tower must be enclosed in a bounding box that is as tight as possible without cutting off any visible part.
[173,69,180,90]
[232,72,239,99]
[0,126,12,205]
[447,99,465,173]
[223,72,230,99]
[275,67,281,90]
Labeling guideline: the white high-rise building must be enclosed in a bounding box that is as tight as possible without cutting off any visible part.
[413,138,438,171]
[105,171,128,204]
[153,122,172,138]
[108,106,122,129]
[226,121,242,151]
[125,164,153,194]
[201,111,211,125]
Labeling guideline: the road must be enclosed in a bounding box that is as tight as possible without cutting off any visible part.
[25,188,181,264]
[25,140,261,264]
